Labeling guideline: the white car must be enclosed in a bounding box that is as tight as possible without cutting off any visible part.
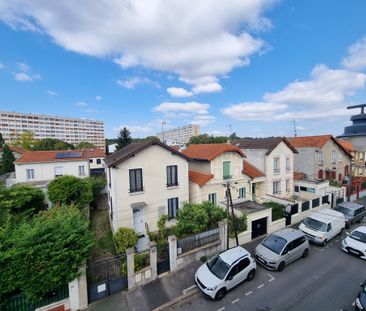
[341,225,366,260]
[195,246,256,300]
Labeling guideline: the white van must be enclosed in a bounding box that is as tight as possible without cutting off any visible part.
[299,208,345,246]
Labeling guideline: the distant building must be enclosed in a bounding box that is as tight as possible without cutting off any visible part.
[0,110,105,150]
[156,124,200,145]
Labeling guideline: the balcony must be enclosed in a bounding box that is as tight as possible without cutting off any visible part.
[318,160,323,165]
[273,168,281,175]
[223,174,232,180]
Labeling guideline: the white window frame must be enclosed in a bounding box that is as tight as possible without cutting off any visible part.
[54,166,63,177]
[273,181,281,195]
[318,151,323,164]
[26,168,34,180]
[286,158,291,172]
[286,179,290,192]
[78,165,85,176]
[208,193,217,206]
[332,150,336,163]
[238,187,246,199]
[168,197,179,219]
[273,158,280,174]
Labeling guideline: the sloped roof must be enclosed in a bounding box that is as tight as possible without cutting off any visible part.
[294,172,305,180]
[0,146,26,155]
[182,143,246,161]
[337,139,354,153]
[234,137,298,155]
[289,135,352,158]
[16,150,88,164]
[87,148,106,158]
[104,140,189,167]
[188,170,214,186]
[243,160,265,179]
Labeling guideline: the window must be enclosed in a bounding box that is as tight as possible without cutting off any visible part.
[273,158,280,174]
[237,258,250,273]
[273,181,281,195]
[226,263,239,279]
[89,159,93,163]
[26,169,34,180]
[129,169,143,192]
[286,179,290,192]
[286,158,290,172]
[238,187,246,199]
[96,159,101,164]
[54,166,63,177]
[78,165,85,176]
[318,151,323,164]
[167,165,178,187]
[223,161,231,179]
[294,185,299,192]
[208,193,217,205]
[332,150,336,163]
[168,197,179,219]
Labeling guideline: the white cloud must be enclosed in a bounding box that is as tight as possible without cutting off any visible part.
[222,102,287,120]
[116,77,160,89]
[76,101,88,107]
[342,36,366,71]
[13,72,41,81]
[95,95,102,101]
[16,61,30,72]
[192,114,216,126]
[0,0,276,92]
[0,62,4,69]
[46,89,57,96]
[192,81,222,94]
[167,87,193,97]
[153,102,210,115]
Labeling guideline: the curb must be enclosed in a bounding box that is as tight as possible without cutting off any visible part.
[152,288,199,311]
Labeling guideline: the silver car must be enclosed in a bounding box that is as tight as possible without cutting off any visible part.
[255,228,309,271]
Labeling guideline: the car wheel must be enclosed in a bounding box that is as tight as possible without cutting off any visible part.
[246,269,256,281]
[278,261,285,272]
[215,288,226,301]
[302,248,309,258]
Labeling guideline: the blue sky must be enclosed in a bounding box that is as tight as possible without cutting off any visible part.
[0,0,366,139]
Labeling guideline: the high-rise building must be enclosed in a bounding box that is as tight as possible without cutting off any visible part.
[0,111,105,150]
[156,124,200,145]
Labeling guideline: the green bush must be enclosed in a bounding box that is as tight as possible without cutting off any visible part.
[84,176,106,205]
[134,252,150,272]
[228,214,247,238]
[263,202,285,221]
[114,227,138,254]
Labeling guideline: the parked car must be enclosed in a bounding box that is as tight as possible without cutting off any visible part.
[195,246,256,300]
[334,202,366,229]
[255,228,309,271]
[355,280,366,311]
[299,208,345,246]
[341,225,366,260]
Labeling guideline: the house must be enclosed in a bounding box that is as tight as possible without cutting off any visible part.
[289,135,352,182]
[87,148,106,175]
[181,144,254,205]
[234,137,298,199]
[14,150,90,183]
[0,146,26,160]
[104,140,190,234]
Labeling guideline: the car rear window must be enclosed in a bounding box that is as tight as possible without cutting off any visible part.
[335,206,354,216]
[261,234,287,255]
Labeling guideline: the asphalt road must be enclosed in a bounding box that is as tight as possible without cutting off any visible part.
[177,221,366,311]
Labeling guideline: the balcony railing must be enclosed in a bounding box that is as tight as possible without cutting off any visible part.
[223,174,232,180]
[273,168,281,174]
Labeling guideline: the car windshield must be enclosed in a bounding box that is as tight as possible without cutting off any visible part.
[261,234,287,255]
[303,217,327,232]
[206,254,230,280]
[349,230,366,243]
[335,206,354,216]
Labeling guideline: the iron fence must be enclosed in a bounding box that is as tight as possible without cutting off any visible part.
[177,227,219,254]
[312,198,320,208]
[322,195,329,205]
[87,254,127,284]
[134,250,150,272]
[302,201,310,211]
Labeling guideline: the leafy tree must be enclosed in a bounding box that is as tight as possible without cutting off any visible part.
[0,132,4,146]
[114,227,138,254]
[76,141,96,149]
[84,176,107,205]
[14,130,35,150]
[0,205,93,302]
[0,184,45,218]
[188,134,228,145]
[32,138,74,151]
[48,176,93,209]
[0,144,16,174]
[116,127,132,150]
[229,132,241,142]
[132,136,160,143]
[228,214,247,238]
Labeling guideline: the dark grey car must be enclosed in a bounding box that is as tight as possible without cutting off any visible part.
[334,202,365,229]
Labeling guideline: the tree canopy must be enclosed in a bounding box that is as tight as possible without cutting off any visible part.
[14,130,35,150]
[0,144,16,174]
[0,132,4,146]
[75,141,96,149]
[116,127,132,150]
[32,138,74,151]
[48,175,93,209]
[188,134,229,145]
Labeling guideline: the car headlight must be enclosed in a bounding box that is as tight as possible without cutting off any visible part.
[355,297,363,309]
[206,286,217,291]
[316,236,325,240]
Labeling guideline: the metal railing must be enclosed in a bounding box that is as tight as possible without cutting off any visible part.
[177,227,220,254]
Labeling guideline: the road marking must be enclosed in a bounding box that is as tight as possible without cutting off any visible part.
[245,291,253,296]
[267,273,275,282]
[182,285,196,294]
[257,284,264,289]
[232,298,240,304]
[217,307,226,311]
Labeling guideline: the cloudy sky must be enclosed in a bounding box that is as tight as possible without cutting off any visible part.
[0,0,366,138]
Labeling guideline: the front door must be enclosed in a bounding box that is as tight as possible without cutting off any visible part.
[133,208,144,234]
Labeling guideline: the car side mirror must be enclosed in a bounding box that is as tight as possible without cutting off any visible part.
[227,276,233,281]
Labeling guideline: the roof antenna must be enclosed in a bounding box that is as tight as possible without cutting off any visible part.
[293,120,297,137]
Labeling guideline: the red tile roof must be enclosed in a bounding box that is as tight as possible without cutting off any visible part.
[182,144,246,161]
[16,150,88,164]
[0,146,26,155]
[189,170,214,186]
[337,139,354,153]
[243,160,265,178]
[294,172,305,180]
[87,148,106,158]
[289,135,352,158]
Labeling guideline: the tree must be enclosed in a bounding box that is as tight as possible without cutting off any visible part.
[0,184,45,218]
[0,205,93,302]
[116,127,132,150]
[48,176,93,209]
[188,134,228,145]
[76,141,96,149]
[0,132,4,146]
[84,176,107,205]
[0,144,16,174]
[229,132,241,142]
[14,130,35,150]
[32,138,74,151]
[114,227,138,254]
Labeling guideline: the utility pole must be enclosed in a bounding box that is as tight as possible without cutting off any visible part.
[226,181,239,247]
[293,120,297,137]
[161,121,166,143]
[226,186,230,250]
